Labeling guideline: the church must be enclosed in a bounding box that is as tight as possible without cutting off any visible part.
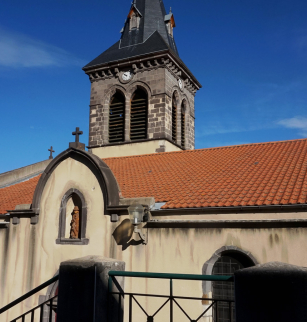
[1,0,307,321]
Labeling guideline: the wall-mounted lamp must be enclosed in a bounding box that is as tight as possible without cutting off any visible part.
[128,204,147,244]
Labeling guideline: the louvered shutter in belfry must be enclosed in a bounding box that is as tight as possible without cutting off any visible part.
[181,106,185,148]
[172,95,177,142]
[130,90,148,140]
[109,93,125,143]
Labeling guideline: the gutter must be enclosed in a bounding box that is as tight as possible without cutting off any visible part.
[146,219,307,229]
[151,204,307,216]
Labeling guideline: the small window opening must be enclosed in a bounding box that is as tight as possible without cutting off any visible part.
[130,11,140,30]
[130,89,148,140]
[109,92,125,143]
[167,22,173,37]
[172,93,177,142]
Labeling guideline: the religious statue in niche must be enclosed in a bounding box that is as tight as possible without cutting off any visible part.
[70,206,80,239]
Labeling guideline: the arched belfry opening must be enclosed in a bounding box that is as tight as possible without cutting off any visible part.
[181,100,186,149]
[109,91,125,143]
[172,93,178,142]
[130,88,148,141]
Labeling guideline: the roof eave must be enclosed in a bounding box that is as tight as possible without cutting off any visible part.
[167,50,202,88]
[82,49,202,89]
[152,203,307,214]
[83,49,169,72]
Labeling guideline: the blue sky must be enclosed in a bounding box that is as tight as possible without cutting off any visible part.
[0,0,307,173]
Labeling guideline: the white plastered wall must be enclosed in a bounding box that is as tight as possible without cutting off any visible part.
[92,139,182,159]
[0,157,110,321]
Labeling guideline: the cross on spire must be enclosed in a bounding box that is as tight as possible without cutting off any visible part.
[72,127,83,143]
[48,146,55,160]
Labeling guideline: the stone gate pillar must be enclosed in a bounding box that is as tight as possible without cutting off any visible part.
[234,262,307,322]
[56,256,125,322]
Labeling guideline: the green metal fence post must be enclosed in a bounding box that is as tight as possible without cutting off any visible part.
[170,279,173,322]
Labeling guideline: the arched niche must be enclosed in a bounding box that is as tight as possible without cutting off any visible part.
[56,188,88,245]
[31,148,121,219]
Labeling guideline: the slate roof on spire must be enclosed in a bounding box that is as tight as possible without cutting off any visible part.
[83,0,179,69]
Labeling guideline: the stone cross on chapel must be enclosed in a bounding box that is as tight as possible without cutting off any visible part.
[69,127,85,151]
[48,146,55,160]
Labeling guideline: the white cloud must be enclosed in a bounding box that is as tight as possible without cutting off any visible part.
[0,28,84,68]
[277,117,307,136]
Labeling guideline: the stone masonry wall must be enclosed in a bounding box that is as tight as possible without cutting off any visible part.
[88,65,195,150]
[165,69,195,150]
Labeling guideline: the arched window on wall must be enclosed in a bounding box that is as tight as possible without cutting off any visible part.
[212,252,254,322]
[130,88,148,141]
[109,91,125,143]
[172,93,177,142]
[181,100,186,148]
[56,189,88,245]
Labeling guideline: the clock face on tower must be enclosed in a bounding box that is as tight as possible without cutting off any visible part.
[178,78,184,90]
[119,70,134,83]
[122,71,132,81]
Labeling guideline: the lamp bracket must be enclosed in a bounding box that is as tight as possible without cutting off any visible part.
[134,226,147,245]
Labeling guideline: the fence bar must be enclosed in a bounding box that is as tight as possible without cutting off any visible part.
[49,298,53,322]
[229,301,232,322]
[118,294,121,322]
[129,295,132,322]
[31,310,34,322]
[40,304,44,322]
[170,279,173,322]
[0,275,59,315]
[109,271,233,282]
[215,301,218,322]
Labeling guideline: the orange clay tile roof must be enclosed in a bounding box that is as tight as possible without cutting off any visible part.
[0,175,41,214]
[1,138,307,214]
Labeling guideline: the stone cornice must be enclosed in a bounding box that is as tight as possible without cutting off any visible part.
[83,52,201,96]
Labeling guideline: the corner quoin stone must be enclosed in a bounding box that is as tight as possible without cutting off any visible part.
[56,256,125,322]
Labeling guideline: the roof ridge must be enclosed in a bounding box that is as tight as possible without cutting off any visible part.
[102,138,307,161]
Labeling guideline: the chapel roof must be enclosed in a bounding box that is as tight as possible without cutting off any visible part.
[1,138,307,214]
[83,0,179,69]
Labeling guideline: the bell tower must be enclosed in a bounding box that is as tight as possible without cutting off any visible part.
[83,0,201,158]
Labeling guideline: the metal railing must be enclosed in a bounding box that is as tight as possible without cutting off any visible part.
[0,275,59,322]
[108,271,234,322]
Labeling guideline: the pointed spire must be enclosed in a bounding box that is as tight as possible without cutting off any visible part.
[119,0,178,54]
[84,0,179,69]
